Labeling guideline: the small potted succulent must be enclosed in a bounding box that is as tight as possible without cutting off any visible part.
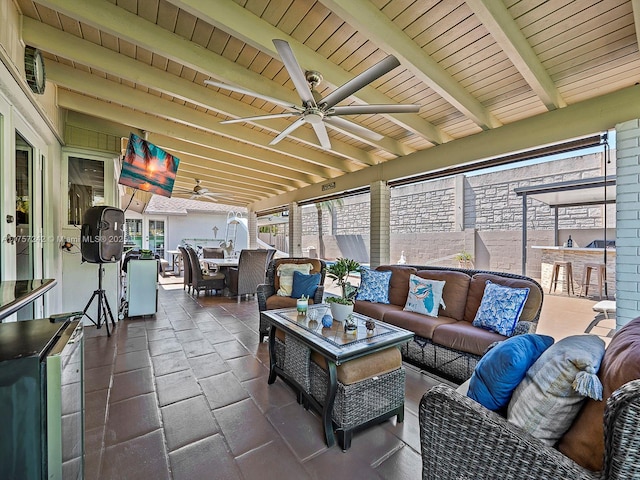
[454,251,473,268]
[326,257,361,321]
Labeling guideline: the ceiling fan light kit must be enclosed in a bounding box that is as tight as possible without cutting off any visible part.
[205,39,420,150]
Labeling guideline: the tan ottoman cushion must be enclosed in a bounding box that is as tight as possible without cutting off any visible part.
[311,347,402,385]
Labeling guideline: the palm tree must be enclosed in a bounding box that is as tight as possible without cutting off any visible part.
[315,199,343,259]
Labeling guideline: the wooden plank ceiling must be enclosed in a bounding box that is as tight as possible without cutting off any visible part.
[15,0,640,209]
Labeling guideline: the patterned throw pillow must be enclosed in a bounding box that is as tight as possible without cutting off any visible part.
[403,274,446,317]
[472,281,530,336]
[277,263,313,296]
[507,335,605,445]
[355,269,392,303]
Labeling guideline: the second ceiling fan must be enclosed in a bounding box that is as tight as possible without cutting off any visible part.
[205,39,420,150]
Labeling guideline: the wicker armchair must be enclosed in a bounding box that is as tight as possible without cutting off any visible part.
[419,381,640,480]
[185,246,225,296]
[226,249,274,302]
[256,257,326,342]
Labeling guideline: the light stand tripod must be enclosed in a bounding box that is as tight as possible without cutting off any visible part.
[82,263,117,337]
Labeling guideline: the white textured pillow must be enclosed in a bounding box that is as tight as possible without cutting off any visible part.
[277,263,313,296]
[507,335,605,445]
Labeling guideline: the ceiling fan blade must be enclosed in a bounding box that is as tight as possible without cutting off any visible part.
[220,112,300,124]
[311,122,331,150]
[269,117,306,145]
[205,192,234,198]
[273,39,315,106]
[204,79,297,110]
[320,55,400,109]
[330,104,421,115]
[324,116,384,141]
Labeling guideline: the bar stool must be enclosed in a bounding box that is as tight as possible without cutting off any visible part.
[580,263,606,300]
[549,261,574,295]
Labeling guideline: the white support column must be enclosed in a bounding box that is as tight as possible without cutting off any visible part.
[247,210,258,249]
[370,180,390,268]
[288,202,303,257]
[615,119,640,328]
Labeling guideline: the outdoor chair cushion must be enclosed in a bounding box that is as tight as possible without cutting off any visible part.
[559,317,640,470]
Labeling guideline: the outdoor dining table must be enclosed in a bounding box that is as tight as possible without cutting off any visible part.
[204,258,239,269]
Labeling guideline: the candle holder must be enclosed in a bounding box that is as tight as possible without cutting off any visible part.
[296,296,308,314]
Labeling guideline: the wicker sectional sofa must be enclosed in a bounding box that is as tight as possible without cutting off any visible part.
[354,265,544,383]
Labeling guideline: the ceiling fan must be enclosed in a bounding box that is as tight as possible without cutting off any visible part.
[172,179,233,202]
[205,39,421,150]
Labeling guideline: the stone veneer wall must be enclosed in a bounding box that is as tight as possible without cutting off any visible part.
[300,151,616,280]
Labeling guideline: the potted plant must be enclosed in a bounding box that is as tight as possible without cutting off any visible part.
[326,257,361,321]
[454,251,473,268]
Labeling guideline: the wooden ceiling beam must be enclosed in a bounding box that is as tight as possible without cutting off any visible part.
[56,89,318,187]
[165,0,447,146]
[320,0,501,130]
[49,63,344,181]
[22,18,378,169]
[466,0,566,110]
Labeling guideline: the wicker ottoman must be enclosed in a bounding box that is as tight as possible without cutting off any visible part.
[309,347,405,450]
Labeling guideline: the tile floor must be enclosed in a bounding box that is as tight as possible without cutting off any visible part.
[83,278,613,480]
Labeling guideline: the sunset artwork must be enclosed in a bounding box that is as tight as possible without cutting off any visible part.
[119,132,180,197]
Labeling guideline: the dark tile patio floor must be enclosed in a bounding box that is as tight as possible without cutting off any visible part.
[84,274,613,479]
[83,280,449,480]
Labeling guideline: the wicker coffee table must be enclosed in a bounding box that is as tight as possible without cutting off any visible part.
[262,305,413,450]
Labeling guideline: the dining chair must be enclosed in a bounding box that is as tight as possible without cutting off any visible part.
[226,249,273,302]
[178,246,192,293]
[186,246,226,296]
[202,247,225,259]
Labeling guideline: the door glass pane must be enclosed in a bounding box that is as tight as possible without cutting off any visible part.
[124,219,142,249]
[15,133,33,319]
[15,133,32,281]
[148,220,164,258]
[68,157,104,225]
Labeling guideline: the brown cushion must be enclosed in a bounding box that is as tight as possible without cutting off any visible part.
[558,317,640,471]
[266,295,316,310]
[311,347,402,385]
[431,321,506,356]
[272,258,323,292]
[383,310,456,339]
[354,300,403,321]
[415,270,470,321]
[376,265,417,306]
[463,273,542,324]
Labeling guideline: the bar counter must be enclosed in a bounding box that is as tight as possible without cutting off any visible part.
[532,246,615,298]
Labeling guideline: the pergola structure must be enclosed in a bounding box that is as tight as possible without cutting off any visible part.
[515,175,617,275]
[10,0,640,213]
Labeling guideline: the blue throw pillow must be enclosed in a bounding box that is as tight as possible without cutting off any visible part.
[472,280,530,336]
[355,269,392,303]
[467,333,555,411]
[290,270,321,299]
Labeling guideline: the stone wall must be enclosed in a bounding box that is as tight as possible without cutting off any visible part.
[299,151,615,279]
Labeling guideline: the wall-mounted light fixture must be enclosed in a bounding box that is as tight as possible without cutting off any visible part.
[61,240,74,252]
